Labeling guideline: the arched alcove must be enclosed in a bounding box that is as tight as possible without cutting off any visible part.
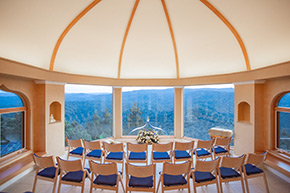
[238,101,250,122]
[49,101,61,123]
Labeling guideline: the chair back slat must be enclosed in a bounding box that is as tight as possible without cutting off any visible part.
[163,161,191,175]
[174,141,194,151]
[57,157,83,172]
[246,152,266,166]
[33,154,55,168]
[220,155,245,168]
[195,158,220,172]
[103,142,123,152]
[214,137,231,146]
[89,161,117,176]
[126,163,155,178]
[152,142,173,152]
[127,142,147,152]
[83,140,101,150]
[196,139,213,149]
[66,138,83,148]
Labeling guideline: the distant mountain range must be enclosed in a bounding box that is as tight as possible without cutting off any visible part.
[65,88,235,143]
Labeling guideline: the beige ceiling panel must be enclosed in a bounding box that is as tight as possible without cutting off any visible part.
[209,0,290,69]
[54,0,134,78]
[120,0,176,79]
[0,0,92,69]
[166,0,245,78]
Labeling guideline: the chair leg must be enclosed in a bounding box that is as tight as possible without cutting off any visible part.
[81,183,84,193]
[241,177,246,193]
[156,176,162,193]
[216,180,220,193]
[52,177,58,193]
[244,175,250,193]
[32,174,38,193]
[120,177,125,192]
[263,172,270,193]
[219,181,223,193]
[57,178,62,193]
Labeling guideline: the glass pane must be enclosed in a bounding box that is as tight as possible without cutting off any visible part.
[277,111,290,152]
[122,87,174,136]
[184,84,235,145]
[0,90,23,109]
[65,84,113,141]
[0,112,24,157]
[278,93,290,108]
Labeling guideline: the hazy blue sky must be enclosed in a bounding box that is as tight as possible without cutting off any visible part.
[65,84,233,93]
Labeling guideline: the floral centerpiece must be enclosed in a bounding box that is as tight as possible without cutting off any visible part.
[136,129,159,144]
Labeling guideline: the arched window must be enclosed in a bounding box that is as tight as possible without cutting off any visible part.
[0,89,26,157]
[275,92,290,152]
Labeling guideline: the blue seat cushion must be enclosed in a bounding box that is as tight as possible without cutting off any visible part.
[86,149,102,158]
[62,170,85,182]
[175,150,191,159]
[220,167,240,179]
[193,148,210,157]
[129,176,153,188]
[129,152,146,160]
[94,174,117,186]
[106,152,123,160]
[244,164,263,175]
[194,171,216,183]
[163,174,187,186]
[153,151,170,160]
[214,146,228,154]
[38,167,59,178]
[70,147,84,156]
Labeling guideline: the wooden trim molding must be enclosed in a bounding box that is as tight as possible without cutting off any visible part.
[161,0,180,78]
[200,0,251,71]
[49,0,102,71]
[1,57,290,87]
[0,107,26,114]
[118,0,140,78]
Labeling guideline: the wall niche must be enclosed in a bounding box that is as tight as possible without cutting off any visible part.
[238,101,250,123]
[49,101,61,123]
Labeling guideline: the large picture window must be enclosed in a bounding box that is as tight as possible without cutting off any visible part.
[276,92,290,152]
[65,84,113,141]
[184,84,234,144]
[122,87,174,136]
[0,90,25,157]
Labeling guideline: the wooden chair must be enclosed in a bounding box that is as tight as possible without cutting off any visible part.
[194,139,214,162]
[103,142,125,175]
[66,137,85,160]
[56,156,90,193]
[83,140,103,166]
[32,153,59,193]
[218,155,246,193]
[126,163,156,193]
[191,157,220,193]
[157,161,191,193]
[89,161,124,193]
[151,142,173,164]
[212,137,231,159]
[173,141,194,164]
[126,142,148,165]
[243,152,270,193]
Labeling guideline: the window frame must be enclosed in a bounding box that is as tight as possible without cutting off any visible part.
[0,98,27,159]
[275,92,290,153]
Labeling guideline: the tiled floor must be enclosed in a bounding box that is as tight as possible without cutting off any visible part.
[2,161,290,193]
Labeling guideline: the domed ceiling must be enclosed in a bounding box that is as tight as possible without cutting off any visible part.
[0,0,290,79]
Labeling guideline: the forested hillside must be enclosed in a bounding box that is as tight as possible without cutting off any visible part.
[64,88,235,143]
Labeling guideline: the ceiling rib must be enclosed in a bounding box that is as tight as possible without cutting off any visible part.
[118,0,140,79]
[201,0,251,71]
[161,0,180,78]
[49,0,102,71]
